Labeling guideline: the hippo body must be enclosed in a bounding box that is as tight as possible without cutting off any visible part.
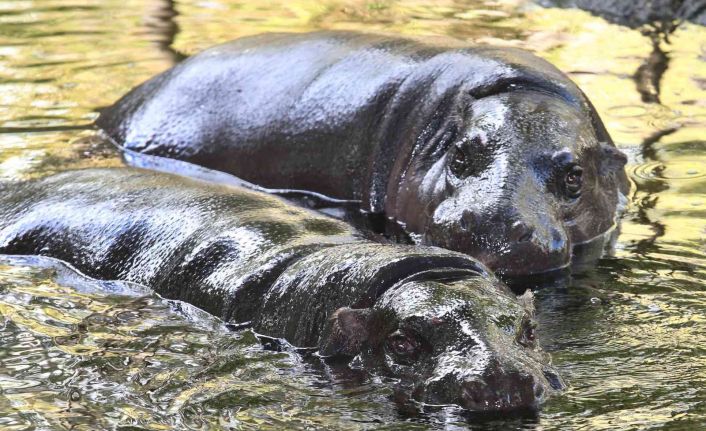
[0,168,561,412]
[98,31,630,276]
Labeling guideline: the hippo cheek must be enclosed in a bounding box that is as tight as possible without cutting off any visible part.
[565,185,627,246]
[562,144,629,245]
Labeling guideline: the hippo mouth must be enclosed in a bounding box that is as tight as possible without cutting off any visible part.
[419,210,573,278]
[423,340,567,411]
[445,238,570,279]
[389,357,563,414]
[496,224,620,283]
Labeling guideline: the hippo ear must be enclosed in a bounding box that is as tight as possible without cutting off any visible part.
[517,289,535,315]
[319,307,372,357]
[599,143,628,174]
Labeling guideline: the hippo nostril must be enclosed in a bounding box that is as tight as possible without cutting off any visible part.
[510,221,534,243]
[460,381,486,409]
[534,382,545,399]
[543,368,565,390]
[550,227,567,251]
[460,210,476,232]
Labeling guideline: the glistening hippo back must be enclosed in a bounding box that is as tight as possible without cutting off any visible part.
[0,168,562,412]
[98,31,630,276]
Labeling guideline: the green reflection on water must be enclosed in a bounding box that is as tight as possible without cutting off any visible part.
[0,0,704,429]
[0,257,404,430]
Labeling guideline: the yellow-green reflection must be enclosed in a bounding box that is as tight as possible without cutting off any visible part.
[0,257,404,430]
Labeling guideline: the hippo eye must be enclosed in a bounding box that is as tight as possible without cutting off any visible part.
[517,319,537,348]
[386,331,420,363]
[449,145,469,178]
[563,165,583,198]
[448,137,490,180]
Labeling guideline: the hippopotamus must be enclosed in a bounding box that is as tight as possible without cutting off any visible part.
[97,31,630,277]
[0,168,563,412]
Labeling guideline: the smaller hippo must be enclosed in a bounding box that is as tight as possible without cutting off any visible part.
[98,31,630,277]
[0,168,562,412]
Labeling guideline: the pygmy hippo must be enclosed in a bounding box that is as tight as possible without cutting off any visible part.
[98,31,630,276]
[0,168,562,412]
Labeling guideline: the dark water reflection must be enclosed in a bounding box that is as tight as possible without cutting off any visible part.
[0,0,704,429]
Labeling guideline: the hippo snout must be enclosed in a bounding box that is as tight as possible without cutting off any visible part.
[422,358,549,413]
[508,220,535,243]
[459,369,543,412]
[427,211,572,276]
[492,219,571,277]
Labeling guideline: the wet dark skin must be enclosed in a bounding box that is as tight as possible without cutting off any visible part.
[98,31,630,277]
[0,168,562,412]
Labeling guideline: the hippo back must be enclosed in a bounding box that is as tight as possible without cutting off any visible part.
[97,31,603,212]
[0,168,353,320]
[0,168,486,343]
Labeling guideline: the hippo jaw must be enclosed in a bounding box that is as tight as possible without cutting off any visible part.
[393,90,629,277]
[319,273,562,413]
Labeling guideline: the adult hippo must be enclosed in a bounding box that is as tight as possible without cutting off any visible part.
[97,31,630,277]
[0,168,562,413]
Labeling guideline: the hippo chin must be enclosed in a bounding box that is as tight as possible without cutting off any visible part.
[0,168,562,412]
[97,31,630,276]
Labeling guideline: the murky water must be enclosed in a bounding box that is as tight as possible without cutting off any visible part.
[0,0,704,429]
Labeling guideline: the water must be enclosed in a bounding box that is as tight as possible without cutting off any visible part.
[0,0,704,429]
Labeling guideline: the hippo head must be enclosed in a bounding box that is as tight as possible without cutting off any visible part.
[395,89,629,276]
[319,270,563,412]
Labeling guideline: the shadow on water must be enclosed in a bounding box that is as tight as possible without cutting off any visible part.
[139,0,188,65]
[539,0,704,103]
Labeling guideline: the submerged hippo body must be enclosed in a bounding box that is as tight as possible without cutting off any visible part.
[98,31,630,276]
[0,168,561,412]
